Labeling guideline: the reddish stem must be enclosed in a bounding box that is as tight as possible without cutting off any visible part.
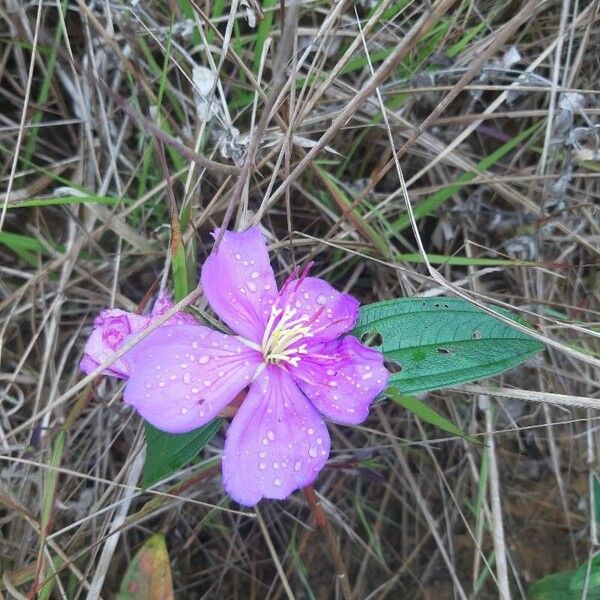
[303,485,353,600]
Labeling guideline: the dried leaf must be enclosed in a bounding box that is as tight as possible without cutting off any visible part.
[116,534,175,600]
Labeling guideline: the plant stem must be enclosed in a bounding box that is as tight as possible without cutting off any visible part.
[303,485,353,600]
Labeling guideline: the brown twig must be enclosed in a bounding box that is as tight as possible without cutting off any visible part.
[303,485,354,600]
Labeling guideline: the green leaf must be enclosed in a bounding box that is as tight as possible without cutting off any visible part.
[116,534,174,600]
[142,419,222,489]
[593,472,600,526]
[387,387,478,443]
[7,195,127,209]
[353,297,544,394]
[528,558,600,600]
[528,570,578,599]
[570,553,600,592]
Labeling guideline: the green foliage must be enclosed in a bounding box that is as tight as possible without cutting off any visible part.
[387,387,477,443]
[528,553,600,599]
[142,420,222,489]
[391,121,544,234]
[353,297,544,394]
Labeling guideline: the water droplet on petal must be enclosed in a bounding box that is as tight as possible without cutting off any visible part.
[259,462,266,470]
[316,294,328,305]
[247,281,258,293]
[273,478,282,487]
[198,355,210,364]
[294,460,302,471]
[181,408,188,415]
[267,430,275,441]
[251,271,260,279]
[308,448,318,458]
[183,372,191,385]
[203,380,212,388]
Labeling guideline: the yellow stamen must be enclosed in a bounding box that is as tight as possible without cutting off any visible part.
[261,305,312,367]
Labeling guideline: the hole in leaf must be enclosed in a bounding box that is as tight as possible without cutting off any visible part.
[360,331,383,346]
[436,347,450,354]
[472,330,482,340]
[384,357,402,373]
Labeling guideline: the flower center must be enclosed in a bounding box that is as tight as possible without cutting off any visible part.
[261,305,313,367]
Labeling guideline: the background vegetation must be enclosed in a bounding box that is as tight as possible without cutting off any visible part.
[1,0,599,598]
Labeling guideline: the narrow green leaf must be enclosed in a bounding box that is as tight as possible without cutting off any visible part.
[592,472,600,530]
[391,121,544,233]
[38,555,64,600]
[387,387,478,443]
[353,297,544,394]
[7,195,126,209]
[170,207,188,302]
[142,420,222,489]
[393,252,537,267]
[0,231,50,254]
[252,0,277,73]
[312,163,390,257]
[171,241,188,302]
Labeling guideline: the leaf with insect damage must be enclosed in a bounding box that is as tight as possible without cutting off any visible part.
[353,297,544,394]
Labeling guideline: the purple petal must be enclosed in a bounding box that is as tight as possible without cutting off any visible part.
[80,309,149,378]
[222,366,330,505]
[123,325,261,433]
[278,276,359,343]
[292,336,388,424]
[150,291,198,326]
[201,228,278,343]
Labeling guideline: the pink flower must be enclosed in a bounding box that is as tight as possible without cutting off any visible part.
[81,228,388,505]
[80,291,197,379]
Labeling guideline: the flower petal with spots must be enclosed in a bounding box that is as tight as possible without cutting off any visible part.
[222,366,330,505]
[80,292,197,378]
[123,325,261,433]
[80,309,149,378]
[291,336,388,425]
[277,276,359,344]
[201,228,278,343]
